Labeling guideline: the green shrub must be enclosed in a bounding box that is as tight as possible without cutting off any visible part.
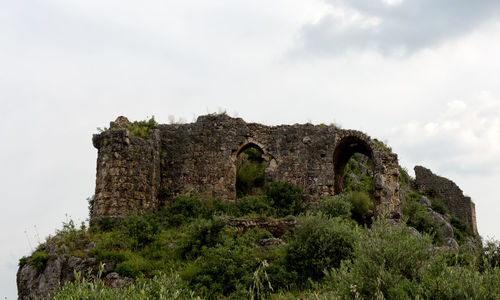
[483,240,500,269]
[93,249,128,263]
[342,154,374,196]
[320,194,352,219]
[177,217,226,260]
[54,269,201,299]
[425,187,438,199]
[430,197,448,215]
[420,254,500,299]
[123,213,160,249]
[18,256,29,268]
[115,261,141,278]
[398,166,413,188]
[450,216,473,243]
[283,214,356,284]
[347,191,373,224]
[326,218,433,299]
[405,191,422,202]
[29,251,50,272]
[265,182,303,217]
[373,139,392,152]
[91,217,121,232]
[236,148,266,197]
[161,195,203,226]
[234,195,275,217]
[403,200,444,244]
[127,116,158,139]
[181,243,256,298]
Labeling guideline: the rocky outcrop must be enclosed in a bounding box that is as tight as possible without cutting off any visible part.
[418,196,459,250]
[16,244,130,299]
[414,166,478,235]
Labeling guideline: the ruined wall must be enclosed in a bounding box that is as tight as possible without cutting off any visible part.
[92,128,161,219]
[91,114,400,221]
[414,166,478,235]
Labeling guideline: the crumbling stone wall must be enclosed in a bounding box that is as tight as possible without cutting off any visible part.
[92,128,161,219]
[414,166,478,235]
[91,114,400,221]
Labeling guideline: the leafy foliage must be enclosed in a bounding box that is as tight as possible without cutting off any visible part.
[236,147,266,197]
[347,191,373,224]
[320,194,352,219]
[181,242,256,297]
[265,182,303,217]
[341,153,374,197]
[54,267,201,300]
[403,199,444,244]
[283,214,356,284]
[177,217,227,260]
[450,216,474,243]
[29,251,50,272]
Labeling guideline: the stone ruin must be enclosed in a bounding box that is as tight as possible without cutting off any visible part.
[90,113,400,221]
[414,166,478,235]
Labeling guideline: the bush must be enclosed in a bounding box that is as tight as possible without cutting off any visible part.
[347,191,373,224]
[91,217,121,232]
[123,213,160,249]
[430,197,448,215]
[54,269,201,299]
[161,195,203,226]
[265,182,303,217]
[18,256,29,268]
[326,218,433,299]
[177,217,227,260]
[403,200,444,245]
[483,240,500,269]
[92,249,128,263]
[181,242,256,298]
[234,195,275,217]
[127,117,158,139]
[320,194,352,219]
[115,261,141,278]
[450,216,473,244]
[236,148,266,197]
[420,253,500,299]
[283,214,356,284]
[29,251,50,272]
[342,154,374,196]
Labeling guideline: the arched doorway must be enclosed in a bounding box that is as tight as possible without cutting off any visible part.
[333,135,375,195]
[234,143,267,198]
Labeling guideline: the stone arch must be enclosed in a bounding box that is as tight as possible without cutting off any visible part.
[232,140,271,198]
[332,130,400,214]
[333,131,378,195]
[232,140,270,162]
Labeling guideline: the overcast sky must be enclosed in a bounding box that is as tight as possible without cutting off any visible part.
[2,0,500,298]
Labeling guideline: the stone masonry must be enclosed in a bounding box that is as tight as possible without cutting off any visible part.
[414,166,478,235]
[91,114,400,221]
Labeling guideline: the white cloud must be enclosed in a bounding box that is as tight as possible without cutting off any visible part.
[390,92,500,175]
[296,0,500,56]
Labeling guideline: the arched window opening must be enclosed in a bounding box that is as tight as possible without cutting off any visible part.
[333,136,374,195]
[333,136,375,224]
[235,144,266,198]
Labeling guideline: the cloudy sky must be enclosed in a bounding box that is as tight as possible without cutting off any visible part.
[2,0,500,297]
